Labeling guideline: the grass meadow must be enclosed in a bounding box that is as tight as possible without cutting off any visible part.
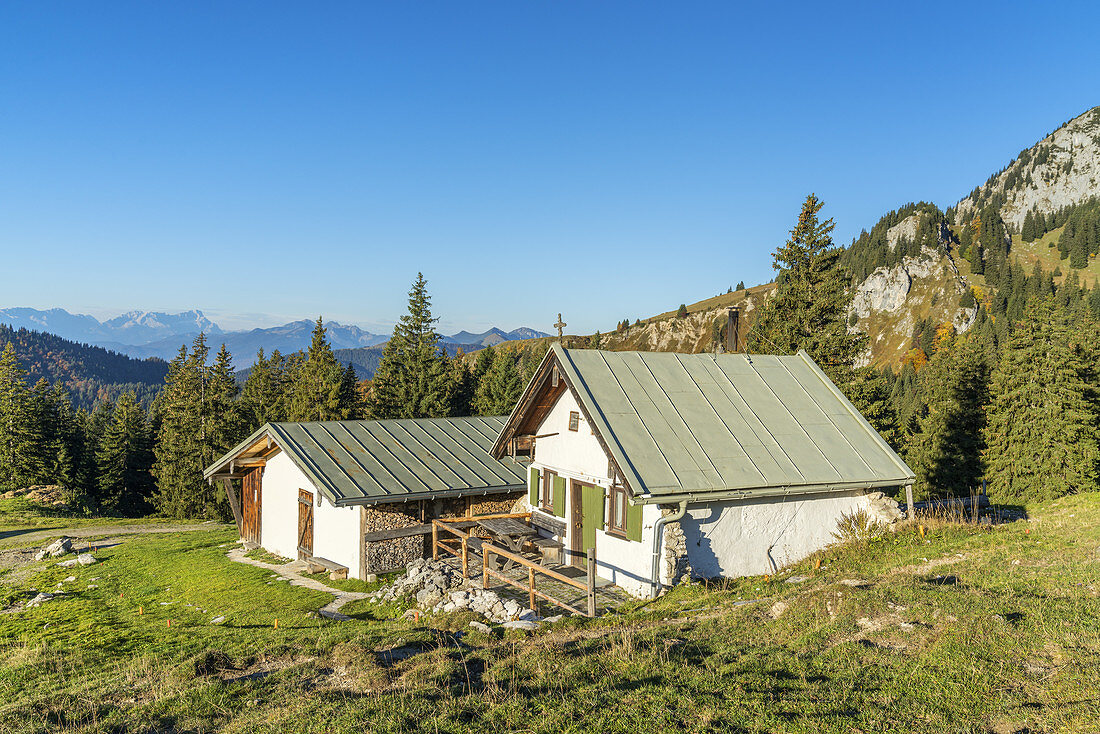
[1,494,1098,733]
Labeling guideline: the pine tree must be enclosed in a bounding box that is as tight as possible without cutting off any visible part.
[96,392,154,515]
[368,274,454,419]
[208,343,246,454]
[736,280,745,291]
[287,318,349,422]
[843,367,900,451]
[152,338,225,520]
[747,194,867,382]
[907,336,989,500]
[0,343,32,491]
[474,349,524,415]
[983,298,1099,502]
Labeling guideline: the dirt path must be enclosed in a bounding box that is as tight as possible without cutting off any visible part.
[0,522,229,549]
[0,522,233,585]
[227,547,371,620]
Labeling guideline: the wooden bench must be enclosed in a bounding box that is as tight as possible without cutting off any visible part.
[305,556,349,581]
[529,512,566,566]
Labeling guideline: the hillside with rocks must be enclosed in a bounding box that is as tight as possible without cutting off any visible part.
[955,106,1100,230]
[552,106,1100,370]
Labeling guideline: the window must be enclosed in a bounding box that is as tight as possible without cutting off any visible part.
[540,469,556,511]
[568,411,580,432]
[608,484,628,535]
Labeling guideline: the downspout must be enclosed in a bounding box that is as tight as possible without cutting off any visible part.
[649,500,688,599]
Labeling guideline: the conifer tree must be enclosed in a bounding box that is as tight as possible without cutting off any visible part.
[368,274,454,419]
[152,338,225,519]
[208,344,245,454]
[747,194,867,383]
[907,336,989,500]
[983,298,1099,502]
[736,280,745,291]
[96,392,154,515]
[287,318,349,421]
[0,343,32,490]
[449,349,477,417]
[474,349,524,416]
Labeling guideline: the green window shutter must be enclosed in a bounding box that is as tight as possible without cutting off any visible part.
[595,487,606,530]
[626,500,643,542]
[528,467,539,505]
[581,484,602,554]
[552,475,566,517]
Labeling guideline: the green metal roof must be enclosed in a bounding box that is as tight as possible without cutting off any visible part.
[536,343,914,502]
[205,416,526,507]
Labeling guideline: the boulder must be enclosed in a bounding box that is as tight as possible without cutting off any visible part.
[27,592,56,608]
[502,620,539,632]
[35,537,72,561]
[468,621,492,634]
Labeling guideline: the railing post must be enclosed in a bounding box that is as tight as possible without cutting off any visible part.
[528,566,536,613]
[461,535,469,578]
[432,521,439,561]
[586,547,596,618]
[482,547,490,588]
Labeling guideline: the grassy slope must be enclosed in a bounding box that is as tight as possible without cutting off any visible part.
[1011,225,1100,288]
[1,495,1098,733]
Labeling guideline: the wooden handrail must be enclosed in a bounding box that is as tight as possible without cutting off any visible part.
[431,511,597,618]
[480,542,589,592]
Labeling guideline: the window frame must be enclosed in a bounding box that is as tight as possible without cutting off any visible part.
[568,411,580,432]
[607,484,628,537]
[539,469,556,512]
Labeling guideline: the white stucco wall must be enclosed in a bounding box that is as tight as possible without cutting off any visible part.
[676,490,873,579]
[259,450,362,577]
[527,389,659,599]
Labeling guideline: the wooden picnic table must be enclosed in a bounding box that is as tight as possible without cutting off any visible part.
[476,517,536,570]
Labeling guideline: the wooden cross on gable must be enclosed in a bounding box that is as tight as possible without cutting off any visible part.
[554,313,567,340]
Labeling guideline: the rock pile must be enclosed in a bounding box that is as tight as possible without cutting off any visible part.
[366,558,538,624]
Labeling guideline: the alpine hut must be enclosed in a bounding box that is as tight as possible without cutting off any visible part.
[491,343,915,598]
[204,417,527,580]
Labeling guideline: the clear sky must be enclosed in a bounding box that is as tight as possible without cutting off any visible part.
[2,2,1098,336]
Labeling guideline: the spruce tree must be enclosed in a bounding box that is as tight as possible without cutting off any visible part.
[287,318,351,421]
[0,343,32,491]
[152,338,225,520]
[208,343,245,454]
[96,392,154,516]
[983,298,1099,502]
[474,349,524,416]
[368,274,454,419]
[907,336,989,500]
[747,194,867,382]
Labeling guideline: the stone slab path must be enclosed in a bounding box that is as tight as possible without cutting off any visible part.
[227,547,369,620]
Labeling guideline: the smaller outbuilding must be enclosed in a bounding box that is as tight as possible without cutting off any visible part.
[491,344,915,598]
[204,416,527,579]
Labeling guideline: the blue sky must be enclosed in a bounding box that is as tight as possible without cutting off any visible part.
[2,2,1098,336]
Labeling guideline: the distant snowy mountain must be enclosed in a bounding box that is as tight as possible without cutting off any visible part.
[0,307,549,368]
[0,307,219,346]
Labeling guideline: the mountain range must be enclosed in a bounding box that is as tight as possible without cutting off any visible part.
[0,308,548,369]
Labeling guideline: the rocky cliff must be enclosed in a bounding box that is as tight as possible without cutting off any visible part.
[955,106,1100,229]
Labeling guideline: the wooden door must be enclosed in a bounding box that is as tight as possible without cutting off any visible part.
[297,489,314,559]
[241,468,262,545]
[569,480,600,569]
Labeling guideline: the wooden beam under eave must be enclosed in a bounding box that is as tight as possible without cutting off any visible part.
[218,477,244,534]
[235,458,267,468]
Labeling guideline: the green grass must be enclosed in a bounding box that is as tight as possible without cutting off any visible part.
[1,495,1099,732]
[1011,226,1100,287]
